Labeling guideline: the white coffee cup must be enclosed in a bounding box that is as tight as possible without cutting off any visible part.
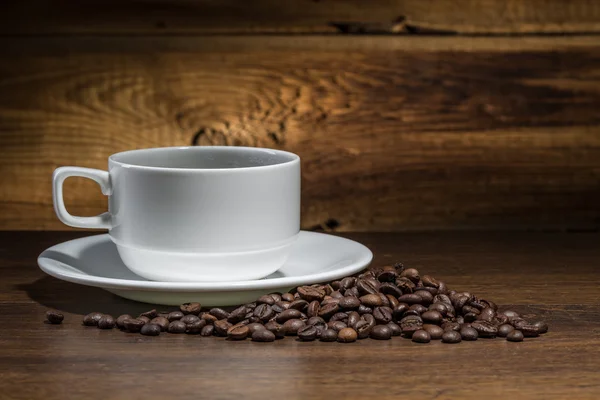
[52,146,301,282]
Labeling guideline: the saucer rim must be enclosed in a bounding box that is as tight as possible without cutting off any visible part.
[37,231,373,292]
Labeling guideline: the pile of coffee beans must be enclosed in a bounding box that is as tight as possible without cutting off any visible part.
[45,264,549,344]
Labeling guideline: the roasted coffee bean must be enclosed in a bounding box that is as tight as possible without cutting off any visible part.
[298,325,319,341]
[357,304,373,315]
[214,320,233,336]
[330,312,349,323]
[370,325,392,340]
[264,321,286,338]
[414,290,434,305]
[167,311,184,322]
[386,295,400,309]
[400,268,420,284]
[281,293,295,302]
[227,306,248,323]
[393,303,409,321]
[478,307,496,322]
[434,294,453,307]
[345,287,360,298]
[272,301,290,313]
[307,316,326,326]
[437,281,448,294]
[140,323,160,336]
[180,314,200,325]
[533,321,549,334]
[469,298,487,311]
[451,295,470,311]
[347,311,361,329]
[356,279,379,295]
[168,320,186,333]
[340,277,356,290]
[321,297,340,307]
[442,330,462,344]
[307,301,320,317]
[373,307,393,324]
[253,304,275,322]
[395,277,415,294]
[116,314,133,329]
[330,291,344,299]
[186,319,206,334]
[421,275,439,288]
[138,316,151,324]
[257,295,276,305]
[283,319,305,336]
[497,324,514,337]
[506,330,524,342]
[421,310,443,325]
[471,320,498,338]
[98,315,115,330]
[501,310,520,319]
[409,304,428,314]
[139,309,158,319]
[442,321,461,332]
[319,329,338,342]
[337,327,358,343]
[227,325,249,340]
[246,322,266,335]
[510,317,527,329]
[416,287,438,296]
[460,326,478,341]
[428,303,448,316]
[456,316,465,325]
[377,266,398,282]
[198,324,213,336]
[252,329,276,342]
[494,314,509,325]
[268,293,282,303]
[150,317,170,332]
[209,308,230,320]
[297,286,326,302]
[246,302,257,310]
[83,312,103,326]
[378,293,390,307]
[402,309,421,318]
[201,313,218,325]
[423,324,444,340]
[354,320,372,339]
[359,294,383,307]
[180,302,202,315]
[289,299,309,311]
[328,321,348,332]
[45,310,64,324]
[339,296,361,310]
[387,322,402,336]
[519,324,541,337]
[398,294,422,305]
[400,315,423,336]
[412,329,431,343]
[318,303,340,320]
[275,309,302,323]
[464,312,478,323]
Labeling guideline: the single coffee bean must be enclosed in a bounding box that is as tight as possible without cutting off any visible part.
[347,311,361,329]
[168,320,186,334]
[421,310,443,324]
[452,295,470,311]
[423,324,444,340]
[478,307,496,322]
[280,293,294,302]
[387,322,402,336]
[357,304,373,315]
[400,268,420,284]
[510,317,528,329]
[519,324,541,337]
[416,286,438,296]
[393,303,409,321]
[330,290,344,299]
[409,304,428,314]
[46,310,64,324]
[139,309,158,319]
[272,301,290,313]
[208,308,230,320]
[253,304,276,322]
[507,330,524,342]
[298,325,319,341]
[116,314,133,329]
[200,324,215,337]
[150,317,170,332]
[373,307,393,324]
[83,312,103,326]
[400,315,423,336]
[396,277,415,294]
[339,296,361,310]
[186,319,206,334]
[307,301,320,317]
[179,302,202,315]
[167,311,184,322]
[140,323,161,336]
[307,316,326,326]
[214,320,233,336]
[289,299,309,311]
[434,294,453,307]
[471,320,498,338]
[246,322,266,335]
[533,321,549,334]
[460,326,478,341]
[137,316,151,324]
[370,325,392,340]
[464,312,478,323]
[501,310,520,319]
[337,327,358,343]
[340,276,356,290]
[442,330,462,344]
[180,314,200,325]
[97,315,115,330]
[398,294,422,305]
[201,313,218,325]
[268,293,282,303]
[441,321,461,332]
[297,286,326,302]
[469,298,487,311]
[321,298,340,307]
[386,295,400,309]
[356,279,379,295]
[345,287,360,298]
[378,283,402,299]
[318,303,340,320]
[412,329,431,343]
[320,329,338,342]
[276,309,302,323]
[359,294,383,307]
[252,329,276,342]
[283,319,305,336]
[428,303,448,315]
[328,321,348,332]
[257,295,276,305]
[264,321,285,338]
[227,325,249,340]
[377,266,398,282]
[497,324,515,337]
[354,320,373,339]
[330,312,349,323]
[414,290,434,305]
[421,274,440,288]
[227,306,248,323]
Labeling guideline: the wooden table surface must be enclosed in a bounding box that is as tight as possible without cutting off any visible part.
[1,231,599,399]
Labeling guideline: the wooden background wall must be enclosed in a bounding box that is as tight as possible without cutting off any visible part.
[1,0,600,231]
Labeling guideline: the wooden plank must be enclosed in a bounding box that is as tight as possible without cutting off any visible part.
[1,0,600,35]
[1,231,599,399]
[1,36,600,231]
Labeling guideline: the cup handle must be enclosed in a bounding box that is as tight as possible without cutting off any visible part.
[52,166,112,229]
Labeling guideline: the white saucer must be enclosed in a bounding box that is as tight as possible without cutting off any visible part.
[37,231,373,306]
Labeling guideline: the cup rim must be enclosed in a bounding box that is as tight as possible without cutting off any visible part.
[108,146,300,172]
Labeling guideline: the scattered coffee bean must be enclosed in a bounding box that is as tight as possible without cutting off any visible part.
[533,321,549,334]
[442,330,462,344]
[246,323,265,335]
[140,323,161,336]
[387,322,402,336]
[167,311,184,322]
[116,314,133,329]
[257,295,276,305]
[150,317,170,332]
[506,330,524,342]
[471,320,498,338]
[139,309,157,319]
[320,329,338,342]
[168,320,186,334]
[123,318,145,333]
[281,293,295,302]
[46,310,64,324]
[460,326,478,341]
[264,321,286,339]
[137,316,151,324]
[276,309,303,323]
[83,312,103,326]
[200,325,215,337]
[412,330,431,343]
[180,302,202,315]
[186,319,206,334]
[252,329,276,342]
[298,325,319,341]
[180,314,200,325]
[209,308,229,320]
[227,325,249,340]
[497,324,515,337]
[370,325,392,340]
[214,320,232,336]
[283,319,305,336]
[423,324,444,340]
[398,294,422,305]
[337,327,358,343]
[328,321,347,332]
[97,315,115,330]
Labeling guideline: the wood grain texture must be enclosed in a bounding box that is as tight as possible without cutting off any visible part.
[1,0,600,34]
[0,231,599,399]
[1,36,600,231]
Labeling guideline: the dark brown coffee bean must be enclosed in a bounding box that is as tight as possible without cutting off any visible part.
[393,303,409,321]
[471,320,498,338]
[340,277,356,290]
[321,297,340,307]
[400,315,423,336]
[180,314,200,325]
[214,320,232,336]
[200,324,215,336]
[359,294,383,307]
[319,329,337,342]
[252,304,275,322]
[507,330,524,342]
[289,299,309,312]
[168,320,186,333]
[377,293,390,307]
[297,325,318,341]
[137,316,151,324]
[533,321,549,334]
[376,266,398,282]
[45,310,64,324]
[307,316,326,325]
[97,315,115,330]
[186,319,207,334]
[373,307,393,324]
[451,295,470,311]
[167,311,184,322]
[329,290,344,299]
[268,293,282,303]
[345,287,360,297]
[272,301,289,313]
[280,293,294,302]
[179,302,202,315]
[460,326,478,341]
[421,310,443,324]
[356,279,379,295]
[83,312,103,326]
[370,325,392,340]
[139,309,158,319]
[318,303,340,320]
[387,322,402,336]
[227,306,248,323]
[501,310,520,319]
[398,294,422,305]
[414,290,433,305]
[409,304,427,314]
[357,304,373,315]
[227,325,249,340]
[116,314,133,329]
[442,321,461,332]
[423,324,444,340]
[353,320,372,339]
[337,327,358,343]
[464,312,478,323]
[402,309,420,318]
[478,307,496,322]
[208,308,229,320]
[330,312,349,323]
[283,319,305,336]
[421,275,439,288]
[347,311,361,329]
[257,295,275,305]
[441,330,462,343]
[275,309,301,323]
[497,324,514,337]
[264,321,285,338]
[400,268,420,283]
[416,287,438,296]
[150,317,169,332]
[307,301,320,317]
[245,322,265,335]
[434,294,452,307]
[140,323,160,336]
[327,321,347,332]
[412,329,431,343]
[297,286,326,302]
[469,298,487,311]
[395,277,415,294]
[386,295,400,309]
[252,329,276,342]
[519,324,541,337]
[494,314,509,326]
[339,296,361,310]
